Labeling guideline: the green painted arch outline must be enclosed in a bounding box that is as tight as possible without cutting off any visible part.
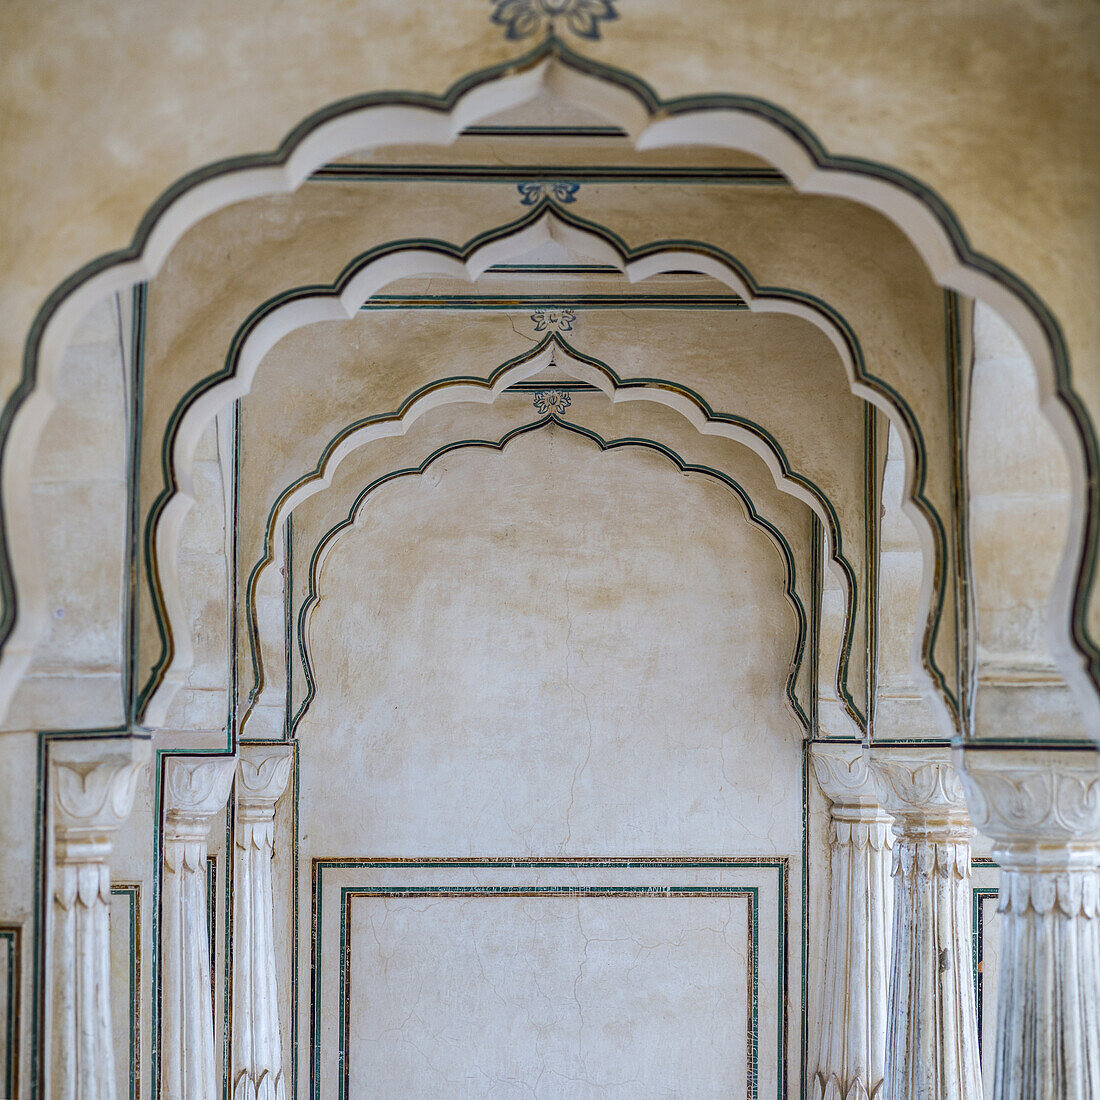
[140,204,927,737]
[237,331,853,737]
[1,34,1091,736]
[289,415,810,737]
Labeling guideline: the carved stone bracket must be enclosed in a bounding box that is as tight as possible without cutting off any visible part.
[811,745,894,1100]
[232,744,292,1100]
[162,755,236,1100]
[50,736,150,1100]
[957,747,1100,1099]
[867,747,982,1100]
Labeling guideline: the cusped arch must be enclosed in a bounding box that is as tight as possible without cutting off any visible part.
[3,38,1093,733]
[238,335,855,737]
[291,415,811,737]
[140,210,923,737]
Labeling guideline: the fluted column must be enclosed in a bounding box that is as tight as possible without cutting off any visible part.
[958,747,1100,1099]
[868,748,981,1100]
[812,745,895,1100]
[50,737,150,1100]
[232,744,292,1100]
[161,755,236,1100]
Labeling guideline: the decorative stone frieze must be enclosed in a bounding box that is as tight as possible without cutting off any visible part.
[811,745,894,1100]
[867,748,981,1100]
[232,744,293,1100]
[50,737,150,1100]
[957,747,1100,1099]
[162,755,236,1100]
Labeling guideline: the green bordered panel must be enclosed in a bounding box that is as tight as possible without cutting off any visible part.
[971,856,1000,1092]
[310,858,788,1100]
[0,924,20,1100]
[110,884,142,1100]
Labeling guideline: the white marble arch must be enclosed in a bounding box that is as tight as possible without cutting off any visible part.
[144,212,922,738]
[238,337,847,740]
[244,390,819,741]
[2,44,1094,742]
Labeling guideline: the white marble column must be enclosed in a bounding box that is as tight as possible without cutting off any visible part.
[161,755,236,1100]
[812,745,895,1100]
[50,737,150,1100]
[958,747,1100,1099]
[868,748,982,1100]
[232,744,292,1100]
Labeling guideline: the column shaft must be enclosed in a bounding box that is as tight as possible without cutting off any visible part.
[870,749,982,1100]
[161,756,236,1100]
[232,745,292,1100]
[959,748,1100,1099]
[50,739,148,1100]
[812,746,894,1100]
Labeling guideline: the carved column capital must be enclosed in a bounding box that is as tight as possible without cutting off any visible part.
[956,747,1100,868]
[237,744,292,813]
[51,737,150,866]
[164,755,236,871]
[868,746,972,836]
[52,737,150,831]
[812,743,880,805]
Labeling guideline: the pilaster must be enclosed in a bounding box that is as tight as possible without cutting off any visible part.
[50,736,150,1100]
[811,744,894,1100]
[232,744,292,1100]
[957,747,1100,1099]
[868,747,981,1100]
[161,755,236,1100]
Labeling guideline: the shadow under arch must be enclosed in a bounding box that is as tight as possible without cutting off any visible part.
[290,414,810,737]
[238,332,857,737]
[2,36,1090,732]
[139,206,937,738]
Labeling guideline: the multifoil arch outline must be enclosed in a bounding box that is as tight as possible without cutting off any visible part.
[1,37,1090,731]
[237,332,857,736]
[290,415,810,736]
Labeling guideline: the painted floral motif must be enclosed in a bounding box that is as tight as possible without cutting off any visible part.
[532,390,573,416]
[517,181,580,205]
[490,0,619,41]
[531,308,576,332]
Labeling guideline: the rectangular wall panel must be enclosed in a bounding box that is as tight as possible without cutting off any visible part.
[311,859,787,1100]
[110,884,142,1100]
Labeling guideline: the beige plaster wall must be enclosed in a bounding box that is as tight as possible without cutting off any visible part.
[295,424,804,1094]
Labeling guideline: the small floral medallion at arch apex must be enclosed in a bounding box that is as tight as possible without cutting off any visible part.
[532,390,573,416]
[490,0,619,41]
